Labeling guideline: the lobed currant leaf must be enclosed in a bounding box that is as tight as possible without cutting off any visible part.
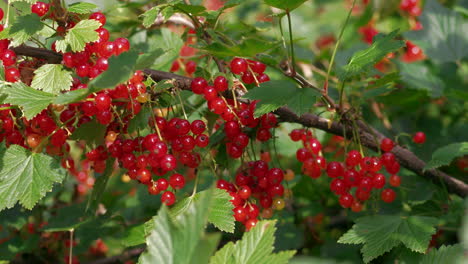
[0,14,44,47]
[2,82,56,119]
[338,215,438,263]
[424,142,468,170]
[31,64,73,94]
[67,2,98,14]
[0,144,66,211]
[55,19,101,53]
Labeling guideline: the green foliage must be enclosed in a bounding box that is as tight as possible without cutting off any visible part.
[2,82,55,119]
[70,120,107,147]
[86,159,117,213]
[0,144,66,211]
[243,80,320,117]
[53,88,89,105]
[420,244,464,264]
[67,2,98,14]
[338,215,438,263]
[89,51,139,92]
[128,106,152,134]
[210,220,296,264]
[55,19,101,52]
[405,0,468,63]
[425,142,468,170]
[264,0,309,11]
[0,14,43,47]
[30,64,73,94]
[398,62,444,98]
[338,30,405,80]
[201,38,278,58]
[43,203,89,232]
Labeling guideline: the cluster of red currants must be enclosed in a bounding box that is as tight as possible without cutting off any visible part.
[290,129,407,212]
[217,160,292,230]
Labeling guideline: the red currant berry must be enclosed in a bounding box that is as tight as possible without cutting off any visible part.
[214,76,228,92]
[233,206,247,222]
[381,189,396,203]
[31,2,49,17]
[230,57,248,74]
[290,129,303,141]
[330,178,348,195]
[339,193,354,208]
[94,93,111,111]
[161,191,176,206]
[372,173,386,189]
[238,186,251,200]
[389,175,401,187]
[1,49,17,66]
[191,77,208,94]
[5,67,20,82]
[190,120,206,135]
[90,12,106,25]
[345,150,362,167]
[169,173,185,189]
[380,138,394,152]
[413,132,426,144]
[326,162,344,178]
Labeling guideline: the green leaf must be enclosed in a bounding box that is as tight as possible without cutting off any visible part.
[0,144,66,211]
[398,62,444,98]
[210,220,296,264]
[53,88,89,105]
[420,244,464,264]
[43,203,89,232]
[405,0,468,63]
[207,188,235,233]
[136,48,165,69]
[86,158,117,213]
[152,28,184,71]
[338,215,438,263]
[141,6,161,28]
[128,106,152,134]
[2,82,55,119]
[55,19,101,53]
[31,64,73,94]
[89,51,139,92]
[0,14,43,47]
[0,235,39,261]
[202,38,278,58]
[0,206,30,229]
[139,189,213,264]
[68,2,98,14]
[338,30,405,81]
[122,222,153,247]
[173,4,206,15]
[190,233,222,264]
[424,142,468,170]
[264,0,308,11]
[70,120,107,147]
[243,80,319,117]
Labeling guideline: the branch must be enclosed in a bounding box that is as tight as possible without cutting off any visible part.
[13,46,468,197]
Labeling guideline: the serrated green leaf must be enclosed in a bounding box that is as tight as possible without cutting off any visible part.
[398,62,444,98]
[2,82,55,119]
[264,0,308,11]
[128,105,152,134]
[140,189,213,264]
[405,0,468,63]
[141,6,161,28]
[339,30,405,81]
[207,188,235,233]
[9,0,37,3]
[210,220,296,264]
[89,51,139,92]
[68,2,98,14]
[122,223,148,247]
[0,14,43,47]
[0,144,66,211]
[338,215,437,263]
[190,233,222,264]
[70,120,107,147]
[31,64,73,94]
[424,142,468,170]
[420,244,464,264]
[152,28,184,71]
[243,80,318,117]
[55,19,101,52]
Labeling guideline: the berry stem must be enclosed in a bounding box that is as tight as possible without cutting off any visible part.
[286,11,296,76]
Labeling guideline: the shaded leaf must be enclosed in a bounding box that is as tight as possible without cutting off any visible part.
[128,106,152,134]
[264,0,308,11]
[424,142,468,170]
[89,51,139,92]
[339,30,405,80]
[86,158,117,213]
[405,0,468,63]
[420,244,463,264]
[398,62,444,98]
[0,14,43,47]
[70,120,107,147]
